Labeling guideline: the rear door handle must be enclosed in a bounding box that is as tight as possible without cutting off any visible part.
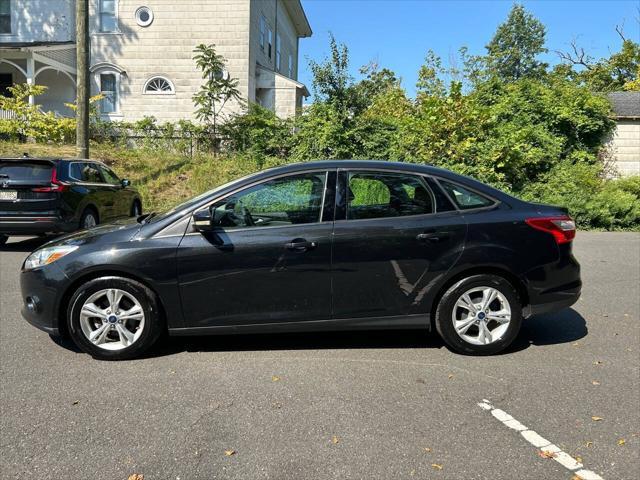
[416,232,449,243]
[285,239,317,251]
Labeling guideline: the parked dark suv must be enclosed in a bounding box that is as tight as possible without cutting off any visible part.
[0,157,141,244]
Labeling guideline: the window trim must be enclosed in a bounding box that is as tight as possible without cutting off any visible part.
[259,15,266,51]
[142,76,175,95]
[0,0,12,35]
[275,33,282,71]
[98,0,119,33]
[184,169,333,234]
[337,169,438,223]
[93,68,121,116]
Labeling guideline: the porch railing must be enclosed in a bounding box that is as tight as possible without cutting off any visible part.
[0,109,17,120]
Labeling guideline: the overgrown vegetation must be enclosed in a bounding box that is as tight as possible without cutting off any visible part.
[0,4,638,229]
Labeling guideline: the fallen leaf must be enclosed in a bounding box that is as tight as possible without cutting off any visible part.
[224,449,236,456]
[331,436,339,444]
[572,342,580,347]
[576,456,583,463]
[128,475,144,480]
[585,441,593,448]
[272,402,282,409]
[431,463,443,470]
[424,447,432,453]
[571,475,582,480]
[416,378,426,384]
[624,313,629,317]
[617,439,626,446]
[271,375,280,382]
[538,450,557,459]
[591,416,603,421]
[591,380,600,385]
[602,314,608,317]
[593,360,603,365]
[447,374,454,379]
[72,400,79,405]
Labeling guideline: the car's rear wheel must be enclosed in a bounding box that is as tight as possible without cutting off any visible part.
[435,274,522,355]
[79,208,98,230]
[67,276,163,360]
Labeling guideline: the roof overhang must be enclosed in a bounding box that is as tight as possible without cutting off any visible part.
[283,0,312,38]
[256,64,310,97]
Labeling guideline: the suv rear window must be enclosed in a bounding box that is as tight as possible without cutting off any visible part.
[0,161,52,182]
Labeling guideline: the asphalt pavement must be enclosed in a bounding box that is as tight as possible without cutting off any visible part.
[0,232,638,480]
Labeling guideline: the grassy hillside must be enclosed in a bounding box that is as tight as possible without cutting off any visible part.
[0,142,279,213]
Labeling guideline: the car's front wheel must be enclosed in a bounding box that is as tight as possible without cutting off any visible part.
[67,276,163,360]
[435,274,522,355]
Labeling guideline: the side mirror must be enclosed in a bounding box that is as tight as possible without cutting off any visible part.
[121,178,131,188]
[193,208,214,233]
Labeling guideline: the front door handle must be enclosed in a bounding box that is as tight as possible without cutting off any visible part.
[417,232,449,243]
[285,238,317,251]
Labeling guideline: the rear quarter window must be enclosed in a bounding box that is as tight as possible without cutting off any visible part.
[439,179,495,210]
[0,161,52,182]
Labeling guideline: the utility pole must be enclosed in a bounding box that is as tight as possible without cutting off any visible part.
[76,0,90,158]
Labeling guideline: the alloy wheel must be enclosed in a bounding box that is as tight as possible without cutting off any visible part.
[451,286,511,345]
[79,288,145,351]
[83,213,97,229]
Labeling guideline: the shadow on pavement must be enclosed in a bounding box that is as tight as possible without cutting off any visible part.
[0,236,51,253]
[144,308,588,359]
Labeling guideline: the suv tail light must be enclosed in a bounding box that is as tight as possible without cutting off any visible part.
[525,216,576,244]
[32,166,68,193]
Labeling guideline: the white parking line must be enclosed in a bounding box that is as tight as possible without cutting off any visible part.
[477,400,604,480]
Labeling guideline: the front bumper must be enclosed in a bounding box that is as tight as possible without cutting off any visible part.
[20,262,69,336]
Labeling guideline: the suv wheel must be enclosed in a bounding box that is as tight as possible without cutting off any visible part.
[435,274,522,355]
[67,276,164,360]
[80,208,98,229]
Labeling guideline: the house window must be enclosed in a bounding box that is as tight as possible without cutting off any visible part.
[267,28,273,59]
[135,6,153,27]
[276,34,281,71]
[0,0,11,34]
[99,73,118,113]
[143,76,175,95]
[259,16,266,51]
[99,0,118,33]
[288,54,293,78]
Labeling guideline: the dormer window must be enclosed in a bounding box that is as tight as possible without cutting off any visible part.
[99,0,118,33]
[0,0,11,34]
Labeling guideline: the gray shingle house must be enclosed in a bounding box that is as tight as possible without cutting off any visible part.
[607,91,640,177]
[0,0,312,121]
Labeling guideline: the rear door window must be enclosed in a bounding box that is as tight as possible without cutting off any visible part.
[438,180,495,210]
[0,161,52,182]
[78,163,104,183]
[346,171,434,220]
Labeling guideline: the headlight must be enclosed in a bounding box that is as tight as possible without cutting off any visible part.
[23,245,78,271]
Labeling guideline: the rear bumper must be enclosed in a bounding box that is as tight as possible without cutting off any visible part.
[524,283,581,317]
[0,216,75,235]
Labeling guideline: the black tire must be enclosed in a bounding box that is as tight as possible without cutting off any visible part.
[435,274,522,355]
[0,234,7,246]
[79,207,99,230]
[67,276,164,360]
[130,200,142,217]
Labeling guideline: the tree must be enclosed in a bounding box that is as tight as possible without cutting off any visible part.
[484,3,547,81]
[192,44,242,152]
[556,25,640,92]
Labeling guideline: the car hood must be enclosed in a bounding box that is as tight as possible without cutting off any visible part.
[43,217,143,249]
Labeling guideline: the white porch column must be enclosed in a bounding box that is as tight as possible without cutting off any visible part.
[26,55,35,106]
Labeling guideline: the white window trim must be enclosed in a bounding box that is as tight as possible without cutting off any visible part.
[93,68,122,117]
[98,0,120,34]
[135,6,154,27]
[142,76,175,95]
[259,15,266,51]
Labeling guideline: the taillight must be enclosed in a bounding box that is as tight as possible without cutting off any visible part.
[525,216,576,244]
[32,166,68,193]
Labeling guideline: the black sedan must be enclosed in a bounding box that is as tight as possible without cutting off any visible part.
[20,161,581,360]
[0,157,142,245]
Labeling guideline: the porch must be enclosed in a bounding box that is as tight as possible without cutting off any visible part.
[0,41,77,118]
